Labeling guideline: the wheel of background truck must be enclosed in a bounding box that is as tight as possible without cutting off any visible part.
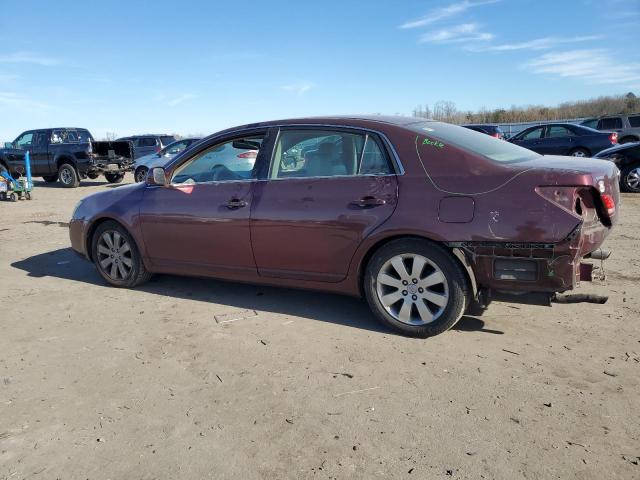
[87,172,99,180]
[569,148,590,158]
[134,167,148,183]
[58,163,80,188]
[105,172,125,184]
[621,164,640,193]
[91,220,152,288]
[363,238,470,338]
[42,175,58,183]
[9,193,17,202]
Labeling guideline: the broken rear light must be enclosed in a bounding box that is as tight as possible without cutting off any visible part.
[600,193,615,217]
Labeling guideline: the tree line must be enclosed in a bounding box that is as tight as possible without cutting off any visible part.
[413,92,640,125]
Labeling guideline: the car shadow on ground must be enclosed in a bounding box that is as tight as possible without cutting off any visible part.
[11,248,502,336]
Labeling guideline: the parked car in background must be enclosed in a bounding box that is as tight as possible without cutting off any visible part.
[116,134,177,159]
[508,123,617,157]
[580,114,640,144]
[70,116,619,338]
[0,128,133,187]
[462,124,505,139]
[134,137,201,182]
[594,141,640,192]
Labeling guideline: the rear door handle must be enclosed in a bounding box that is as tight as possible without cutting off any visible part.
[351,196,386,208]
[226,198,248,209]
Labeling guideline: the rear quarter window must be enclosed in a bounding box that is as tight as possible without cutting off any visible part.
[628,115,640,128]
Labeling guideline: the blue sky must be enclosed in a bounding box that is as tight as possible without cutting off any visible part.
[0,0,638,140]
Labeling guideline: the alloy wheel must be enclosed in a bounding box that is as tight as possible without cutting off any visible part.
[96,230,133,281]
[571,150,587,157]
[375,254,449,325]
[60,168,72,185]
[625,167,640,191]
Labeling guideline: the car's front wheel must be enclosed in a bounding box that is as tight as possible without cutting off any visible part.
[134,167,148,183]
[364,238,470,338]
[621,164,640,193]
[91,221,152,288]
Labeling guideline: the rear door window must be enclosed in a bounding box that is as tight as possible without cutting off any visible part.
[547,126,575,138]
[599,117,623,129]
[628,115,640,128]
[141,137,157,147]
[270,129,392,179]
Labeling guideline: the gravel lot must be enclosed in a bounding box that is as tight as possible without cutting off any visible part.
[1,176,639,479]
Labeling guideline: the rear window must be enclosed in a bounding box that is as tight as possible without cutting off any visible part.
[629,115,640,128]
[409,121,538,163]
[160,136,177,146]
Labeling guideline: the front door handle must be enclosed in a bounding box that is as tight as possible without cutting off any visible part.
[351,196,386,208]
[226,198,248,209]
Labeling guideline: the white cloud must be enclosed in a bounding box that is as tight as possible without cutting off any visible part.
[524,49,640,86]
[419,23,494,43]
[166,93,197,107]
[0,91,51,110]
[470,35,604,51]
[400,0,500,29]
[281,82,315,95]
[0,52,61,66]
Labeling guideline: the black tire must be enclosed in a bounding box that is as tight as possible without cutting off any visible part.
[25,192,32,200]
[9,193,17,202]
[42,175,58,183]
[569,147,590,158]
[87,172,100,180]
[619,137,639,145]
[58,163,80,188]
[363,238,470,338]
[105,172,125,184]
[91,220,152,288]
[134,167,148,183]
[620,163,640,193]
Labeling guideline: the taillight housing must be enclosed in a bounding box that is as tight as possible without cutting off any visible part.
[609,132,618,144]
[237,151,258,159]
[600,193,615,217]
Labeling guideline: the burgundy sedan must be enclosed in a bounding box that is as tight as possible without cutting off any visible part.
[69,116,619,337]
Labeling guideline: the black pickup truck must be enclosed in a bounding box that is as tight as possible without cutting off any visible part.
[0,128,133,188]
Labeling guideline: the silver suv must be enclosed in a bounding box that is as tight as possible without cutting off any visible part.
[581,114,640,144]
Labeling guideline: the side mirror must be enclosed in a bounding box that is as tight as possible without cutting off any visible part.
[149,167,168,186]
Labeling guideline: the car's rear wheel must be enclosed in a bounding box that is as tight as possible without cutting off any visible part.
[42,175,57,183]
[58,163,80,188]
[364,238,470,338]
[621,164,640,193]
[569,148,590,158]
[105,172,125,184]
[91,221,151,288]
[134,167,148,183]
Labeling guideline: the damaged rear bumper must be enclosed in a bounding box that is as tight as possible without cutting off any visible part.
[449,220,611,307]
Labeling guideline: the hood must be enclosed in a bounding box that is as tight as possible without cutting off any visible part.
[594,142,640,158]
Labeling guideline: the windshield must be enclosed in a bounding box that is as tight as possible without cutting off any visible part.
[160,136,176,146]
[409,121,538,163]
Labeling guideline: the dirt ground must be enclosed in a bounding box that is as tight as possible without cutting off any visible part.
[0,176,638,480]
